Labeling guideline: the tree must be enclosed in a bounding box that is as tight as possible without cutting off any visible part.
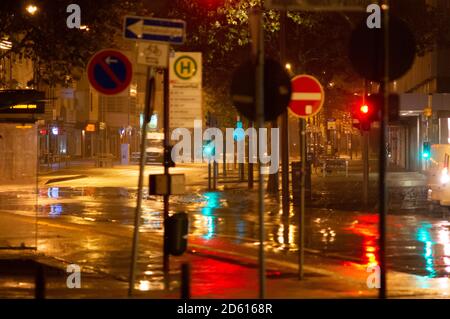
[0,0,147,87]
[2,0,445,124]
[164,0,448,128]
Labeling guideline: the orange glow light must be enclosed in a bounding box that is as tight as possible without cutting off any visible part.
[85,124,96,132]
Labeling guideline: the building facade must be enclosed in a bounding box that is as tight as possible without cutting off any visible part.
[389,0,450,171]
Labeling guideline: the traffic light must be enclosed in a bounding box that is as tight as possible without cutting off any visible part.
[351,95,380,131]
[351,93,400,131]
[423,142,431,159]
[233,120,245,142]
[203,140,215,158]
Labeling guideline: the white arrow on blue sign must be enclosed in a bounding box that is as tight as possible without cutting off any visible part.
[123,16,186,45]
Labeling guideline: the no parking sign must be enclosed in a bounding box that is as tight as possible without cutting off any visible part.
[87,49,132,95]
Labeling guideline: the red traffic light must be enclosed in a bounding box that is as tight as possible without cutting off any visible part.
[351,96,379,131]
[351,93,400,131]
[352,101,376,120]
[360,105,369,114]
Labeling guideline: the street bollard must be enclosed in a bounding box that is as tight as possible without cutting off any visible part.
[180,263,191,299]
[345,160,349,177]
[35,263,46,299]
[167,213,189,256]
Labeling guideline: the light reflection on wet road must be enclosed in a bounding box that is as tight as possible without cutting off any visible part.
[1,186,450,279]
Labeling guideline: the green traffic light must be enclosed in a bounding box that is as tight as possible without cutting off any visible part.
[203,141,215,157]
[422,142,431,159]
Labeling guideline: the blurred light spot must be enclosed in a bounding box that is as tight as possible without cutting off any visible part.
[48,187,59,199]
[49,204,62,217]
[138,280,151,291]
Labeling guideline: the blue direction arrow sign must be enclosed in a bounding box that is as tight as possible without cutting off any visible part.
[124,16,186,45]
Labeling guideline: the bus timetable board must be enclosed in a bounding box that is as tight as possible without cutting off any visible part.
[0,90,46,114]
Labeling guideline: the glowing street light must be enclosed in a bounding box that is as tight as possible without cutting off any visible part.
[26,4,38,15]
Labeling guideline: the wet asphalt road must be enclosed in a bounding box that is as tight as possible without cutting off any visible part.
[1,184,450,279]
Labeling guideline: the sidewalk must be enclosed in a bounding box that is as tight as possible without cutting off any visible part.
[1,210,449,299]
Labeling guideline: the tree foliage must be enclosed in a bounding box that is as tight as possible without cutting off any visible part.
[164,0,448,125]
[1,0,447,120]
[0,0,146,87]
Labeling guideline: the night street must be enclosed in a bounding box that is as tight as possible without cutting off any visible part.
[2,0,450,308]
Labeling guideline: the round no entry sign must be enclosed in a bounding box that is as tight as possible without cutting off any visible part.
[289,75,325,118]
[87,49,132,95]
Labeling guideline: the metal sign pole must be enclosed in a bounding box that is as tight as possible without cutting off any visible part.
[253,7,266,299]
[213,161,218,190]
[363,130,369,207]
[248,119,254,188]
[128,67,154,296]
[223,140,227,177]
[298,118,306,280]
[280,10,290,219]
[379,0,390,299]
[363,80,369,208]
[163,67,170,288]
[123,16,186,294]
[208,160,212,190]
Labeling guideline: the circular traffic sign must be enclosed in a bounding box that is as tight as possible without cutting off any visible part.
[87,49,132,95]
[348,15,416,82]
[230,58,291,122]
[288,75,325,118]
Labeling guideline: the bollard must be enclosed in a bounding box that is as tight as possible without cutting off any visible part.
[167,212,189,256]
[345,160,349,177]
[180,263,191,299]
[35,263,46,299]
